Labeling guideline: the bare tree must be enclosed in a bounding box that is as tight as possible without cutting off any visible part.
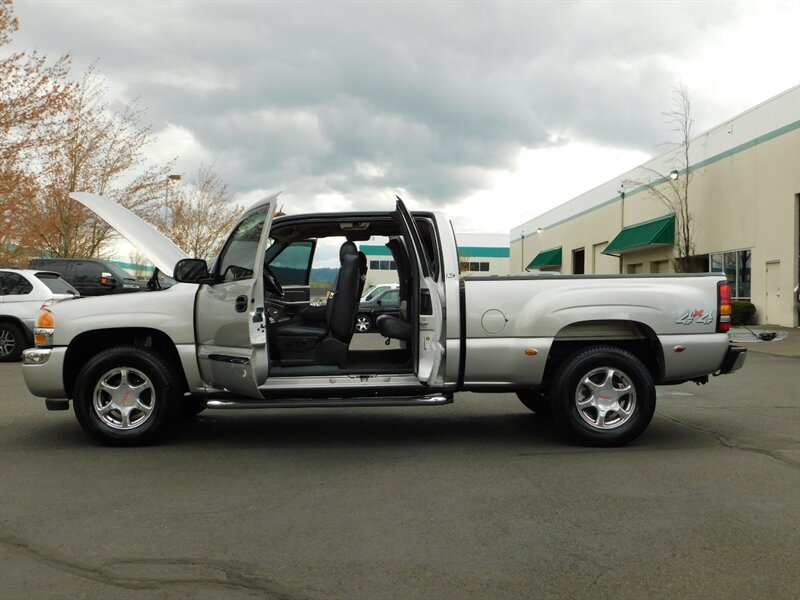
[0,0,74,265]
[21,67,175,259]
[625,83,695,272]
[155,165,243,259]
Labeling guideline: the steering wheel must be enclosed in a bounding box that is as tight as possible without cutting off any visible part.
[263,265,285,297]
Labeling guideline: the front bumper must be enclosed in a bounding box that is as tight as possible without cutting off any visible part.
[718,346,747,374]
[22,347,69,398]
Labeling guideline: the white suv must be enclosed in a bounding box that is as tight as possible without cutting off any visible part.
[0,268,79,362]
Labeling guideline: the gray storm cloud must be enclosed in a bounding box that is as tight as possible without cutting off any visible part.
[9,1,778,212]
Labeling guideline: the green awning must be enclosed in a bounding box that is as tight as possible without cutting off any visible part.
[527,246,562,269]
[602,214,675,255]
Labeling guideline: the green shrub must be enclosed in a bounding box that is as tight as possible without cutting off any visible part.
[731,300,756,325]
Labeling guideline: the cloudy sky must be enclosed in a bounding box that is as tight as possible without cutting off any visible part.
[9,1,800,237]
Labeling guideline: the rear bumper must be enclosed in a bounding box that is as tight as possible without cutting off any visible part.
[719,346,747,374]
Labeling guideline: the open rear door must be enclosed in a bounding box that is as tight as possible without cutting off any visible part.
[395,197,444,385]
[195,194,278,397]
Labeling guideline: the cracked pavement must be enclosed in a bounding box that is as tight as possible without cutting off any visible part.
[1,349,798,599]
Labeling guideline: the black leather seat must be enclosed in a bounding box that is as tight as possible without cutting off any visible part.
[272,241,362,366]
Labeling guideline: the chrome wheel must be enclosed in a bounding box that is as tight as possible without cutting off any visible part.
[92,367,156,430]
[355,315,371,333]
[574,367,637,430]
[0,328,16,358]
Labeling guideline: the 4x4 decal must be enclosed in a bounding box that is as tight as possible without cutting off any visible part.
[676,308,714,326]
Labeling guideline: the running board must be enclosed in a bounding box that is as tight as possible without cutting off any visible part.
[206,394,452,410]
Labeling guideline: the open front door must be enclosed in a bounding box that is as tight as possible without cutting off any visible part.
[395,197,444,385]
[195,194,278,398]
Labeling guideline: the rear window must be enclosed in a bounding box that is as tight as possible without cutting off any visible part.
[36,273,78,295]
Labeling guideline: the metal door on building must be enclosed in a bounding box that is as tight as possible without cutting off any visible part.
[765,261,781,324]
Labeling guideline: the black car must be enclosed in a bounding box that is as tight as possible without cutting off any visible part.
[27,258,145,297]
[354,287,401,333]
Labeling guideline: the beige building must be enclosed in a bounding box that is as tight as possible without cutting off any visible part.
[511,86,800,327]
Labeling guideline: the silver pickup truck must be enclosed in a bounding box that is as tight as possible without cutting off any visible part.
[22,193,746,447]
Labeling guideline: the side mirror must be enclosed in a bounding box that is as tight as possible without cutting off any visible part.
[376,299,382,305]
[174,258,211,283]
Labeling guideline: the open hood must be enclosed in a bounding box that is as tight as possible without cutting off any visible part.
[69,192,189,278]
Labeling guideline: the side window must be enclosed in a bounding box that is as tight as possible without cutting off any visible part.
[74,262,103,284]
[216,209,267,281]
[415,218,440,281]
[381,289,400,306]
[268,241,314,286]
[2,273,33,295]
[0,273,8,294]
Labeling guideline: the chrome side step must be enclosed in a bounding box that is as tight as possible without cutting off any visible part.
[206,394,452,410]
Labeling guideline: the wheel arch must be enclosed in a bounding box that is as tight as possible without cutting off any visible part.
[64,328,188,397]
[543,320,664,386]
[0,316,34,346]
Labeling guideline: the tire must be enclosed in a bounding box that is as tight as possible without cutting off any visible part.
[516,389,552,416]
[354,314,372,333]
[73,346,183,446]
[550,346,655,447]
[0,322,27,362]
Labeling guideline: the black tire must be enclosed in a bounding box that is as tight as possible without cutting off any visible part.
[0,322,27,362]
[516,389,552,416]
[354,314,372,333]
[550,346,655,447]
[73,346,183,446]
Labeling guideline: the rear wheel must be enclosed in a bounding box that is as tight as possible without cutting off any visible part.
[0,322,26,362]
[354,314,372,333]
[73,346,182,446]
[550,346,655,446]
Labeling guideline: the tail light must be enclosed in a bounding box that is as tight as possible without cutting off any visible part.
[717,281,732,333]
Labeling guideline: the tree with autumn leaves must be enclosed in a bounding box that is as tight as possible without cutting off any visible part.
[1,0,242,266]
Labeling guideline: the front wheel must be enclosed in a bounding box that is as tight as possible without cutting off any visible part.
[73,346,183,446]
[354,314,372,333]
[550,346,655,447]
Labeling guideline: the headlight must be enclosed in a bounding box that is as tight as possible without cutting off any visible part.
[34,308,55,346]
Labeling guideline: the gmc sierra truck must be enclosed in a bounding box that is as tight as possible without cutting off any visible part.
[22,192,746,447]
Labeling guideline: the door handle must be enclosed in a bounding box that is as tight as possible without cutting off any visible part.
[235,295,248,312]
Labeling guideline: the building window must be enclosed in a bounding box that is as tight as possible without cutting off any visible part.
[572,248,585,275]
[460,261,490,272]
[369,260,396,271]
[710,249,751,299]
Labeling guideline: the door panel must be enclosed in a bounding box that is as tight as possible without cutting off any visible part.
[765,261,780,324]
[196,195,278,397]
[395,198,444,385]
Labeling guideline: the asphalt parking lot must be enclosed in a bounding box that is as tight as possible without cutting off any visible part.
[1,338,798,599]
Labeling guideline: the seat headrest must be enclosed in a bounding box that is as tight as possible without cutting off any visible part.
[339,241,358,262]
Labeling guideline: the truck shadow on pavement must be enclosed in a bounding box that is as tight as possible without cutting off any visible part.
[6,406,717,453]
[172,409,713,453]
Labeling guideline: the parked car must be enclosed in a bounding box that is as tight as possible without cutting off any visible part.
[27,258,145,296]
[355,286,401,332]
[361,283,399,302]
[0,268,79,362]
